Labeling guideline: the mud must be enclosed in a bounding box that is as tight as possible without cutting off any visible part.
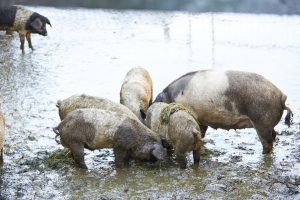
[0,7,299,199]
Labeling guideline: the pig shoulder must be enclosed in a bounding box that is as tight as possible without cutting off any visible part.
[13,6,34,31]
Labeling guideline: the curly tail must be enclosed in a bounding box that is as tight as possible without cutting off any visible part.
[284,106,293,127]
[53,126,61,144]
[281,94,293,127]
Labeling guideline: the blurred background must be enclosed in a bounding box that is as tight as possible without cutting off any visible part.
[1,0,300,15]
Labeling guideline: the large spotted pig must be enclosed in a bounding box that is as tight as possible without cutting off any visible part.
[146,102,203,168]
[0,112,5,164]
[154,70,293,154]
[56,94,138,121]
[0,5,51,53]
[53,108,165,169]
[120,67,153,122]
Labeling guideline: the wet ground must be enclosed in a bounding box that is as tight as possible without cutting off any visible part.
[0,6,300,199]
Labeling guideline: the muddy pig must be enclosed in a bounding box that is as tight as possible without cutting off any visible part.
[146,102,203,168]
[53,108,165,169]
[0,5,51,53]
[0,112,5,164]
[154,70,293,154]
[56,94,138,121]
[120,67,153,122]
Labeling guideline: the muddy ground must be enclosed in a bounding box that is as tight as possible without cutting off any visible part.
[0,7,299,199]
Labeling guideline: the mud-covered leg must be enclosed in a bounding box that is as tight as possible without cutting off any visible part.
[272,129,278,141]
[0,148,3,164]
[19,33,25,53]
[200,125,208,138]
[254,125,274,154]
[193,148,201,165]
[69,143,87,169]
[176,152,187,169]
[26,32,34,50]
[114,148,129,168]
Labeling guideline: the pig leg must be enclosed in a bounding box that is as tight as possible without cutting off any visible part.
[114,148,129,168]
[19,33,25,54]
[0,148,3,164]
[193,149,201,165]
[200,125,208,138]
[272,129,277,141]
[254,124,274,154]
[26,32,34,50]
[69,143,87,169]
[174,142,187,169]
[175,151,187,169]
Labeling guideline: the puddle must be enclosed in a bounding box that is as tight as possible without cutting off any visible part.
[0,7,300,199]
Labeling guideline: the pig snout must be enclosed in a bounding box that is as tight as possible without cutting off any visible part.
[151,143,166,161]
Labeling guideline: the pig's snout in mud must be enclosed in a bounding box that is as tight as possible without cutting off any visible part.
[152,143,166,161]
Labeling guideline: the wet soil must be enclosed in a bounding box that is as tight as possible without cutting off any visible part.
[0,7,300,199]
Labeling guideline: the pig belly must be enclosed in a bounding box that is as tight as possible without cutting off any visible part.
[88,133,113,150]
[197,109,253,130]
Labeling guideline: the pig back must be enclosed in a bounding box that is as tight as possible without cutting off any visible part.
[146,102,169,138]
[58,94,138,120]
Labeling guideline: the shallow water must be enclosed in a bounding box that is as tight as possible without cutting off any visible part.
[0,7,300,199]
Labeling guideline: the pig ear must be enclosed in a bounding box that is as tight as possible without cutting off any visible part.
[45,17,52,27]
[161,137,171,149]
[30,18,43,30]
[151,144,165,161]
[154,92,165,103]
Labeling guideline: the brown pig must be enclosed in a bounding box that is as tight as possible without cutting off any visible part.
[154,70,293,154]
[146,102,203,168]
[120,67,153,122]
[0,112,5,164]
[56,94,138,121]
[53,108,166,169]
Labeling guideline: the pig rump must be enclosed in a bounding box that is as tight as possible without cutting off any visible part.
[146,103,203,168]
[120,67,153,122]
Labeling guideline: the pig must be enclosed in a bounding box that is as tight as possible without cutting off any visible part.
[154,70,293,154]
[53,108,165,169]
[0,112,5,164]
[146,102,203,168]
[120,67,153,122]
[56,94,138,121]
[0,5,51,53]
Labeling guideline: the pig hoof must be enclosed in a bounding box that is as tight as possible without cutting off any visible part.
[179,162,187,169]
[76,163,88,169]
